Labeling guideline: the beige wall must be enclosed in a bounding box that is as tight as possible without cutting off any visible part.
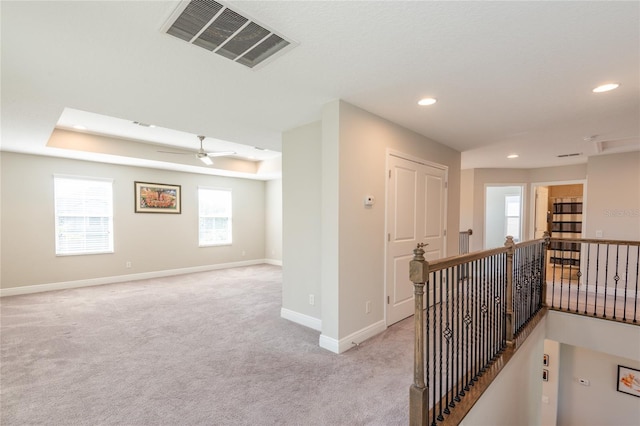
[461,316,545,426]
[330,100,461,343]
[282,121,323,321]
[544,311,640,425]
[469,168,532,251]
[557,345,640,426]
[463,154,639,252]
[282,100,461,350]
[1,153,267,289]
[463,165,589,251]
[265,179,282,262]
[585,151,640,240]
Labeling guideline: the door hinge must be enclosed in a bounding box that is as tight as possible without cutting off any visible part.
[389,170,391,179]
[445,181,448,189]
[387,296,390,304]
[388,233,390,242]
[444,229,447,236]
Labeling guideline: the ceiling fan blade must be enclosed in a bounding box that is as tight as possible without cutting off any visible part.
[157,150,192,155]
[205,151,236,157]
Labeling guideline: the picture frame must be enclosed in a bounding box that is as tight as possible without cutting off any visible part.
[617,365,640,397]
[134,182,181,214]
[543,354,549,367]
[542,369,549,382]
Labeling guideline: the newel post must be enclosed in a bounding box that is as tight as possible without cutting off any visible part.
[409,243,429,426]
[541,231,551,306]
[504,236,515,344]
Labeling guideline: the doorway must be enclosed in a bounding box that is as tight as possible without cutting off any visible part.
[385,152,447,326]
[484,185,524,249]
[532,182,585,281]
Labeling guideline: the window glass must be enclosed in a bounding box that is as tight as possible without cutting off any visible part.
[54,176,113,255]
[198,188,232,246]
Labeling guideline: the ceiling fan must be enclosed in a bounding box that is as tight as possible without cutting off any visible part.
[157,135,235,165]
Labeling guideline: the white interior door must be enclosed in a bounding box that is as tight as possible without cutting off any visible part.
[534,186,549,239]
[386,154,446,326]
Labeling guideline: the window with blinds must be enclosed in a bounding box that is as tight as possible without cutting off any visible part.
[198,187,232,246]
[54,176,114,256]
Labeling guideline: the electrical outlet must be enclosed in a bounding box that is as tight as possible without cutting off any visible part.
[125,261,132,268]
[366,300,371,314]
[309,294,315,306]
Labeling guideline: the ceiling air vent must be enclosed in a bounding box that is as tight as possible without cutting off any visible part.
[557,153,582,158]
[163,0,295,69]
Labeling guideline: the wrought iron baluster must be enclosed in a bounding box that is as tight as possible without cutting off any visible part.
[472,259,479,383]
[437,270,444,422]
[432,270,438,426]
[584,243,591,315]
[623,245,630,322]
[594,244,600,316]
[551,246,557,308]
[454,265,461,403]
[603,245,610,318]
[463,261,471,393]
[443,268,452,415]
[634,246,639,324]
[613,245,620,320]
[575,242,581,313]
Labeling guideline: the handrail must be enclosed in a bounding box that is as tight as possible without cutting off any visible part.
[549,237,640,246]
[427,246,507,273]
[409,232,639,425]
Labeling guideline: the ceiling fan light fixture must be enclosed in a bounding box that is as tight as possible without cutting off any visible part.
[199,156,213,166]
[418,97,437,106]
[592,83,620,93]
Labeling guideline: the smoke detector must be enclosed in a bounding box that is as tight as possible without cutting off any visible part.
[162,0,297,69]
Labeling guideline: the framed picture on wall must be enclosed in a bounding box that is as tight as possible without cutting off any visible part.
[135,182,181,214]
[617,365,640,397]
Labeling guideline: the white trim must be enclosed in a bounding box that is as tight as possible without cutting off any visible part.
[264,258,283,266]
[319,320,387,354]
[483,183,526,248]
[280,308,322,331]
[0,259,275,297]
[529,179,587,239]
[384,148,449,327]
[319,334,340,353]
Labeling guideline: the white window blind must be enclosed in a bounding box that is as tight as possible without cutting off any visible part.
[198,187,232,246]
[54,176,114,255]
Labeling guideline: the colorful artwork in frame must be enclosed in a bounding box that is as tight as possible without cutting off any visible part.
[617,365,640,397]
[135,182,181,214]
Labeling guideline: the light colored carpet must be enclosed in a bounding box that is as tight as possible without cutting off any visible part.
[1,265,412,425]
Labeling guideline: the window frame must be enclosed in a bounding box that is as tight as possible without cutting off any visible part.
[53,174,114,256]
[198,186,232,247]
[504,194,522,242]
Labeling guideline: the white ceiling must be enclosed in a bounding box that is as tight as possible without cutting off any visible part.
[1,1,638,176]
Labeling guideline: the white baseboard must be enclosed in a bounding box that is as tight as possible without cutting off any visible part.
[0,259,276,297]
[264,258,283,266]
[280,308,322,331]
[319,320,387,354]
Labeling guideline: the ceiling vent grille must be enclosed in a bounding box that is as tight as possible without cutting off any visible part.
[557,153,582,158]
[163,0,295,69]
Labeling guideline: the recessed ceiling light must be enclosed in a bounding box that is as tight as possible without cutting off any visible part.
[72,124,87,130]
[418,98,437,106]
[507,154,519,159]
[592,83,620,93]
